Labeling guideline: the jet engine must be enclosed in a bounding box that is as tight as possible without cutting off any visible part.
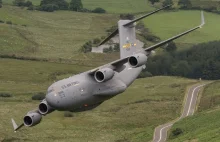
[128,53,147,68]
[39,99,54,115]
[23,111,42,127]
[95,68,115,83]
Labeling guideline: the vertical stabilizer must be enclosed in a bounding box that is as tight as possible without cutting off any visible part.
[118,20,140,58]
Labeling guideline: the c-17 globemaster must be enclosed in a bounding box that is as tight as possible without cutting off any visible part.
[11,5,205,131]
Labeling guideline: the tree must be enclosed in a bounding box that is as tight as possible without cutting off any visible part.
[40,0,69,10]
[162,0,173,8]
[148,0,159,5]
[165,41,177,52]
[13,0,25,6]
[25,1,33,7]
[69,0,83,11]
[178,0,192,9]
[0,0,2,8]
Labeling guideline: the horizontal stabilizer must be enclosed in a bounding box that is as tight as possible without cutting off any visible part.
[98,29,118,46]
[11,118,24,132]
[145,11,205,52]
[98,5,172,46]
[123,4,172,27]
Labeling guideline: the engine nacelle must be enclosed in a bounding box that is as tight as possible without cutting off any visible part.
[95,68,115,83]
[23,111,42,127]
[39,99,54,115]
[128,53,147,68]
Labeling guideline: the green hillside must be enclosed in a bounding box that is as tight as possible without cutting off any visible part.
[168,81,220,142]
[0,59,198,141]
[168,109,220,142]
[144,10,220,44]
[0,5,118,63]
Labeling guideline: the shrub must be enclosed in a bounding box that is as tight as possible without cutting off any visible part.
[138,71,153,78]
[69,0,83,11]
[0,93,12,97]
[172,128,183,136]
[25,0,32,7]
[6,21,12,25]
[113,43,120,52]
[0,20,4,23]
[93,38,101,44]
[40,4,59,12]
[120,14,134,20]
[64,112,73,117]
[27,5,34,10]
[13,0,25,7]
[32,92,45,100]
[92,7,106,13]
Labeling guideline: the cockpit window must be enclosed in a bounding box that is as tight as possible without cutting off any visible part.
[48,89,54,94]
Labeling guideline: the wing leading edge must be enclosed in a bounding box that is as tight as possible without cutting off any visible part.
[89,11,205,74]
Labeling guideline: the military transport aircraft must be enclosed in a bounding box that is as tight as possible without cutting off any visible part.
[11,5,205,131]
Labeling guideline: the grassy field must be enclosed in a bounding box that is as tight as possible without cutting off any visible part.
[0,58,91,94]
[144,10,220,44]
[168,81,220,142]
[0,5,118,63]
[168,108,220,142]
[0,59,198,141]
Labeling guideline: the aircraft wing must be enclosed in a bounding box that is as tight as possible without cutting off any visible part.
[89,11,205,74]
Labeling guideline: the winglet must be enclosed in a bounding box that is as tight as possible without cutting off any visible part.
[144,11,205,52]
[11,118,24,132]
[11,118,18,132]
[200,11,205,28]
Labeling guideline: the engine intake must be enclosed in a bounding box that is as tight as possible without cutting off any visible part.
[39,99,54,115]
[24,111,42,127]
[95,68,115,83]
[128,53,147,68]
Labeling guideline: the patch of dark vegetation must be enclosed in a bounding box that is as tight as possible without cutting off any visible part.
[138,71,153,78]
[0,93,12,97]
[172,128,183,136]
[120,14,135,20]
[92,7,106,13]
[13,0,33,7]
[170,83,181,88]
[0,54,48,62]
[146,41,220,80]
[0,0,2,8]
[32,92,45,100]
[64,111,74,117]
[129,99,161,105]
[115,138,131,142]
[6,21,12,25]
[103,44,119,53]
[0,20,4,23]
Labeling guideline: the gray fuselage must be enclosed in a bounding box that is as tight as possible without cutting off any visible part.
[46,63,144,111]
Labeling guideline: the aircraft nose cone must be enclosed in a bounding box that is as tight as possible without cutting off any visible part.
[46,93,59,109]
